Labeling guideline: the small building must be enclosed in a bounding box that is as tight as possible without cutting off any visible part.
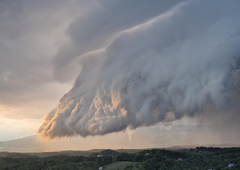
[178,158,183,161]
[99,166,103,170]
[228,163,235,167]
[146,153,149,156]
[97,155,103,157]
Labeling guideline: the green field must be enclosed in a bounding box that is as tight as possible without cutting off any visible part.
[104,161,141,170]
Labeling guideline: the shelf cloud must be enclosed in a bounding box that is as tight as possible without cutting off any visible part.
[38,0,240,139]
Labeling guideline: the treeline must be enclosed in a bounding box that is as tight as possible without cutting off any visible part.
[1,147,240,170]
[0,155,112,170]
[114,147,240,170]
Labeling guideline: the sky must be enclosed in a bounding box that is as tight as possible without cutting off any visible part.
[1,0,240,150]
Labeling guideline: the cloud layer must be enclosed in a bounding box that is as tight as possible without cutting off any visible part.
[38,0,240,139]
[0,0,79,119]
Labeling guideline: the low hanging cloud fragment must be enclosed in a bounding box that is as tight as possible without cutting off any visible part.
[38,0,240,139]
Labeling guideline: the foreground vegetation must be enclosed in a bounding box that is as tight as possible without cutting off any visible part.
[104,161,140,170]
[113,147,240,170]
[0,147,240,170]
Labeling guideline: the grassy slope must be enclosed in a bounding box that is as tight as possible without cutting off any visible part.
[104,161,140,170]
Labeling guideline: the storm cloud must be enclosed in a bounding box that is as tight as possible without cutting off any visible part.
[52,0,182,83]
[38,0,240,139]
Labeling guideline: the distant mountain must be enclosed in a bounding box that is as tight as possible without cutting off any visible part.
[0,135,43,152]
[0,135,239,157]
